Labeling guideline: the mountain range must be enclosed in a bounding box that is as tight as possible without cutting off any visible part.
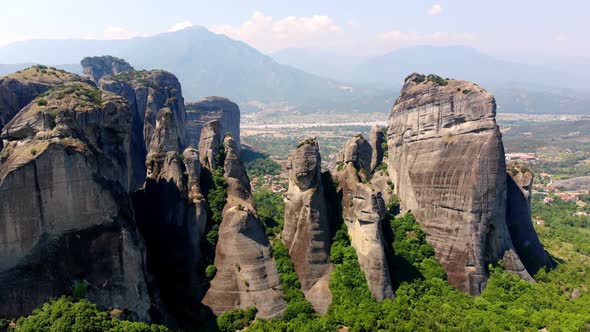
[0,27,588,114]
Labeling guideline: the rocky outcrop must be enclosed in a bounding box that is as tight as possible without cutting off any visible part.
[132,107,207,326]
[202,135,286,319]
[185,97,240,148]
[342,135,372,180]
[198,120,222,171]
[0,66,82,150]
[283,138,333,314]
[99,68,186,190]
[386,73,538,294]
[369,125,386,173]
[506,162,551,274]
[338,136,394,301]
[0,82,151,319]
[81,56,134,84]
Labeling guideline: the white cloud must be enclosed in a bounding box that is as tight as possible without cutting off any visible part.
[427,4,443,15]
[168,20,194,32]
[210,11,340,52]
[378,30,475,47]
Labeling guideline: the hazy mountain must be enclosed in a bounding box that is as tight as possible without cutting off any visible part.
[270,46,590,114]
[0,27,371,107]
[270,48,365,82]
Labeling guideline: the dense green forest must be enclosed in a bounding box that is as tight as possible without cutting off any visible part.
[3,162,590,331]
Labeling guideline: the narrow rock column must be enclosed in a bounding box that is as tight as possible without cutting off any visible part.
[283,138,333,314]
[202,135,286,319]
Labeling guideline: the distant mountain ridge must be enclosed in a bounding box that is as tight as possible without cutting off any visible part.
[1,31,588,114]
[0,27,367,106]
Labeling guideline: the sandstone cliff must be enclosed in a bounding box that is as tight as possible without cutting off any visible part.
[0,82,151,319]
[386,73,537,294]
[283,138,333,314]
[202,135,286,319]
[0,66,82,150]
[185,96,240,148]
[99,66,186,190]
[81,56,134,84]
[338,136,394,301]
[132,108,207,326]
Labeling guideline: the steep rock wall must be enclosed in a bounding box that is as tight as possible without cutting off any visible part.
[283,138,333,314]
[386,74,535,294]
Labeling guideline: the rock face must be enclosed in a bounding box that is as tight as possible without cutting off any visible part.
[338,136,394,301]
[506,162,551,274]
[369,125,386,173]
[283,138,333,314]
[386,73,538,294]
[99,68,186,190]
[132,108,207,326]
[81,56,134,84]
[202,135,286,319]
[198,120,222,171]
[0,83,151,319]
[185,97,240,148]
[0,66,82,150]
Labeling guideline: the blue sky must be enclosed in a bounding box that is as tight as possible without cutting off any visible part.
[1,0,588,60]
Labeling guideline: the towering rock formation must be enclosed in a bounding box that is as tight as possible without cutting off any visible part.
[96,62,186,190]
[283,138,333,314]
[506,162,551,274]
[386,73,538,294]
[369,125,386,173]
[185,97,241,148]
[0,82,151,319]
[0,66,82,150]
[81,56,134,84]
[338,136,394,301]
[132,108,207,326]
[198,120,222,171]
[202,135,286,319]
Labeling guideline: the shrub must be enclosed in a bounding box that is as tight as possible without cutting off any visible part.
[36,99,48,106]
[72,280,87,300]
[216,307,257,332]
[206,265,217,280]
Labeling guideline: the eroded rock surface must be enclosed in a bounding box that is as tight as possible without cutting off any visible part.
[132,107,207,326]
[338,138,394,301]
[81,56,134,84]
[369,125,386,173]
[99,68,186,190]
[202,135,286,319]
[185,97,240,148]
[198,120,222,171]
[386,73,538,294]
[0,82,151,319]
[0,66,82,150]
[283,138,333,314]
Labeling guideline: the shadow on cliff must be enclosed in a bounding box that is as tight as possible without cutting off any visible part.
[133,178,202,328]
